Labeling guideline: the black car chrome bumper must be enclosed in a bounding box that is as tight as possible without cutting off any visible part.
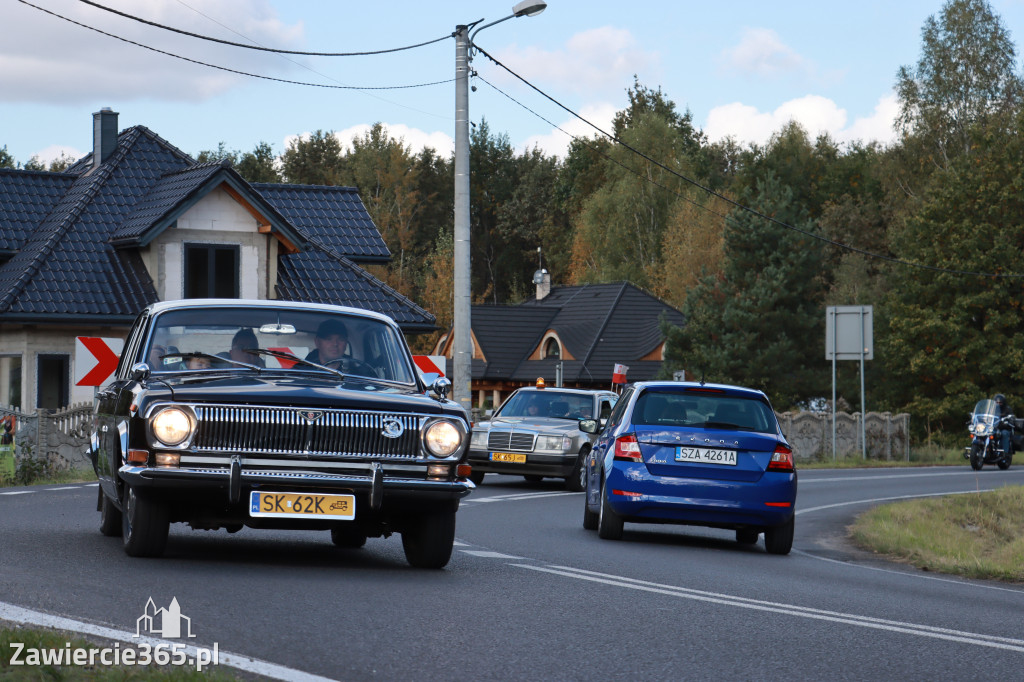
[119,465,474,507]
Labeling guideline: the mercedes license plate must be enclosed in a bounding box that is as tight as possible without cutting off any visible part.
[490,452,527,463]
[674,447,737,466]
[250,492,356,520]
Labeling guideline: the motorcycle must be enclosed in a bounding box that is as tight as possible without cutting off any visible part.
[963,399,1019,471]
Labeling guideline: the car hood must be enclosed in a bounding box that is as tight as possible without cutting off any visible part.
[481,416,582,433]
[143,372,452,415]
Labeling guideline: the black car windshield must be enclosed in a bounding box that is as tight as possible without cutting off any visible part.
[497,391,594,420]
[633,390,777,433]
[143,307,416,384]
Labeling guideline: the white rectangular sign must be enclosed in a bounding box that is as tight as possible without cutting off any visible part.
[825,306,873,361]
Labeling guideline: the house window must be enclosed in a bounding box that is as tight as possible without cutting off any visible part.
[0,355,22,408]
[184,244,239,298]
[36,354,69,410]
[544,337,561,359]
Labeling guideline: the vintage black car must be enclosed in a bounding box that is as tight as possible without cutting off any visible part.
[88,299,473,568]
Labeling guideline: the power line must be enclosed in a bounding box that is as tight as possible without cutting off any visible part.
[473,44,1024,280]
[18,0,453,91]
[76,0,450,56]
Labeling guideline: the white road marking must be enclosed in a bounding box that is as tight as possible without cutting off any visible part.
[464,491,580,504]
[47,486,81,491]
[0,601,334,682]
[516,564,1024,652]
[797,489,995,515]
[460,550,522,559]
[0,490,34,496]
[802,470,1024,483]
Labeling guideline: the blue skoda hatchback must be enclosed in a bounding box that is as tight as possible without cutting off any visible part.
[581,381,797,554]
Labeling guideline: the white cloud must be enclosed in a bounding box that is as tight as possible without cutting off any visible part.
[520,102,618,159]
[491,27,656,96]
[0,0,304,103]
[704,93,898,147]
[718,28,806,78]
[283,123,453,158]
[28,144,85,167]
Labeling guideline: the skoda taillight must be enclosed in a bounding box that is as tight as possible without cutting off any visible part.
[614,434,642,462]
[767,444,795,473]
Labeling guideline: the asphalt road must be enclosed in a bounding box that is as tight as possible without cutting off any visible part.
[2,466,1024,680]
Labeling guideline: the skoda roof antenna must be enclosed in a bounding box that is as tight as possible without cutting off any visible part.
[700,371,706,387]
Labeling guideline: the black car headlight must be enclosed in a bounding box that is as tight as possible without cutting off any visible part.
[150,407,195,447]
[423,420,465,458]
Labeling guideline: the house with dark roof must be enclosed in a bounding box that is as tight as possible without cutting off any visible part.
[433,275,685,411]
[0,108,433,412]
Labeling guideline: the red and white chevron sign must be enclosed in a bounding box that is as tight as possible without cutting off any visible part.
[413,355,446,380]
[75,337,125,387]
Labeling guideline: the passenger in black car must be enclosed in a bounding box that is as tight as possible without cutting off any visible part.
[305,319,348,365]
[220,328,265,367]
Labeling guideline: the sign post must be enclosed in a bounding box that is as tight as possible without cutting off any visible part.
[825,306,873,460]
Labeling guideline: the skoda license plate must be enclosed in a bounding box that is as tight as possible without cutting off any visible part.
[491,452,527,463]
[675,447,737,466]
[250,492,356,520]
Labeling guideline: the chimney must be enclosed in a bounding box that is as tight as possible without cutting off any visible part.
[92,107,119,166]
[533,268,551,300]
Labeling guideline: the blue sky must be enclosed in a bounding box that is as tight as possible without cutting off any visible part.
[4,0,1024,166]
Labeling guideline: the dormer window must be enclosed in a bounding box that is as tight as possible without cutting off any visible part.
[544,337,561,359]
[184,243,239,298]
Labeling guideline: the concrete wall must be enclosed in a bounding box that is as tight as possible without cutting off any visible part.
[778,411,911,461]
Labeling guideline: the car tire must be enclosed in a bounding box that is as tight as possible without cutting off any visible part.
[583,499,599,530]
[565,449,588,492]
[764,516,794,555]
[121,484,169,558]
[736,529,759,545]
[330,526,367,549]
[469,470,485,485]
[401,510,456,569]
[597,482,623,540]
[99,487,122,537]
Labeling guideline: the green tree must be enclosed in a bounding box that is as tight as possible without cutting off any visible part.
[0,146,14,169]
[881,115,1024,429]
[663,173,826,409]
[569,110,692,287]
[280,130,346,185]
[236,142,281,183]
[896,0,1023,168]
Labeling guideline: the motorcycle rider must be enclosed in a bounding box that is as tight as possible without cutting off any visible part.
[993,394,1016,459]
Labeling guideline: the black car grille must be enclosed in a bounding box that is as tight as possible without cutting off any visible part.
[191,405,421,459]
[487,431,535,452]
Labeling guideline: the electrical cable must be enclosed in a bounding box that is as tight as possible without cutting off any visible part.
[18,0,453,91]
[473,44,1024,280]
[76,0,450,56]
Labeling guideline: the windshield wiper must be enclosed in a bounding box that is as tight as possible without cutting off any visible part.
[248,348,345,380]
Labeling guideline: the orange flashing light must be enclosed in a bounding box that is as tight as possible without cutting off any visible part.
[536,377,545,389]
[126,449,149,464]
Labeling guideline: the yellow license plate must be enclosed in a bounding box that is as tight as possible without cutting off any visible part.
[491,452,527,463]
[249,492,355,520]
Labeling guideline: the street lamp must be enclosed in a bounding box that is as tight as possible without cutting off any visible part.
[452,1,547,413]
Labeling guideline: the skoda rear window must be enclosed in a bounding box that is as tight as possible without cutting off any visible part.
[633,390,776,433]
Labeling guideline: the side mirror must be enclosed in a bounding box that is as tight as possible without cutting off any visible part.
[578,418,599,434]
[431,376,452,400]
[130,362,151,382]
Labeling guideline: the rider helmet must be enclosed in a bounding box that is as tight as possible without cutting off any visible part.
[995,394,1006,406]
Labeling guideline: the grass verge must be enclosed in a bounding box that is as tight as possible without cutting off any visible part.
[849,485,1024,582]
[1,626,245,680]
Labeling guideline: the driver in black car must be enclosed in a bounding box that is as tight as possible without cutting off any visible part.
[305,319,348,365]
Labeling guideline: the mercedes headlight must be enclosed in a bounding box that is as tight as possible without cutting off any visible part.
[424,420,463,457]
[151,407,193,447]
[470,429,488,447]
[537,434,572,451]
